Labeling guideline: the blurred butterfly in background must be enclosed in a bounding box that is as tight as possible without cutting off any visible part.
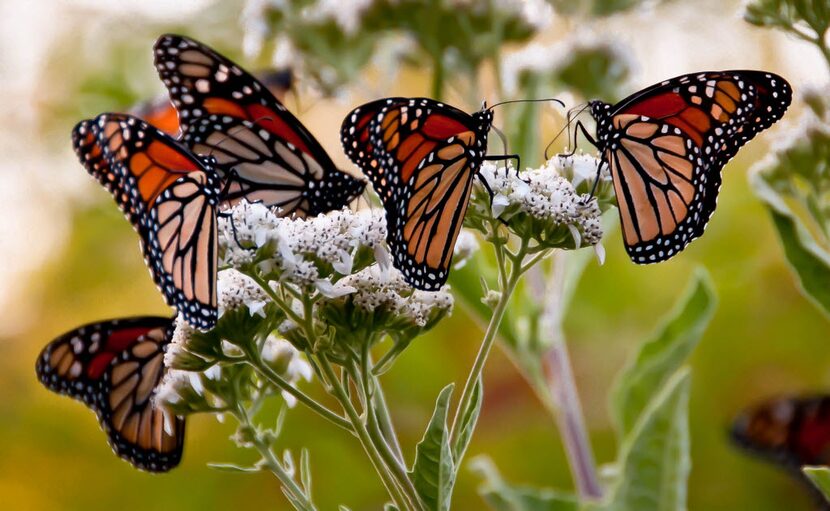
[35,316,184,472]
[732,394,830,510]
[341,97,497,290]
[732,394,830,468]
[153,34,366,217]
[131,68,294,137]
[581,70,791,263]
[72,113,220,330]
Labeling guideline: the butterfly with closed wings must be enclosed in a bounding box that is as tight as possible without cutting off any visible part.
[341,97,499,291]
[580,70,791,263]
[153,34,365,217]
[35,316,184,472]
[72,114,220,330]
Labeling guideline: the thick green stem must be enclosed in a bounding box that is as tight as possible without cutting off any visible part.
[317,354,423,511]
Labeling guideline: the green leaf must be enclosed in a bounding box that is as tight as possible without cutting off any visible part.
[410,384,456,511]
[609,370,692,511]
[752,173,830,318]
[472,456,580,511]
[452,377,483,461]
[804,466,830,504]
[610,269,716,436]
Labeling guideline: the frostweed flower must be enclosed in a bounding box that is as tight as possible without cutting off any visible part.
[467,156,611,250]
[219,202,386,287]
[337,265,454,328]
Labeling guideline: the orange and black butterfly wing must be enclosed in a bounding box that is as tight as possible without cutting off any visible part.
[732,395,830,468]
[342,98,493,289]
[35,317,185,472]
[153,34,364,216]
[130,68,294,138]
[593,70,791,263]
[73,114,219,329]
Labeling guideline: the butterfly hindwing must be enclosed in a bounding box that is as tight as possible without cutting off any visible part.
[153,34,364,216]
[35,317,184,472]
[591,70,791,263]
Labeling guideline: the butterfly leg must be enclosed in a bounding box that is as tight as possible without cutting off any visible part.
[216,169,257,252]
[562,121,597,157]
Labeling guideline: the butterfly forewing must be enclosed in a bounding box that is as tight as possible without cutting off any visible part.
[35,317,185,472]
[153,34,364,216]
[592,70,791,263]
[73,113,220,329]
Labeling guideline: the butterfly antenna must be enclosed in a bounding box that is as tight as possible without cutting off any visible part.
[487,97,566,111]
[544,103,589,160]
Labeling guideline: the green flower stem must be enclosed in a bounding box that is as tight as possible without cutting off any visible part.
[233,403,315,511]
[317,353,424,511]
[371,372,406,463]
[247,353,353,432]
[451,222,525,446]
[353,351,414,499]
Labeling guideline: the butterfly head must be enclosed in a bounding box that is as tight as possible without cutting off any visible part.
[472,107,494,134]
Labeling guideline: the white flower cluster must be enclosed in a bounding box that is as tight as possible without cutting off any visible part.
[300,0,374,35]
[338,264,454,327]
[501,33,632,95]
[217,268,269,317]
[219,203,387,287]
[479,156,605,247]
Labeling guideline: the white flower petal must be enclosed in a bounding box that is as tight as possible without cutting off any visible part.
[491,194,510,217]
[594,242,606,266]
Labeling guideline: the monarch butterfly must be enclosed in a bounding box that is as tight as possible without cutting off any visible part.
[582,70,791,263]
[341,97,496,290]
[72,113,219,330]
[732,395,830,469]
[131,68,294,137]
[153,34,366,216]
[732,395,830,510]
[35,316,184,472]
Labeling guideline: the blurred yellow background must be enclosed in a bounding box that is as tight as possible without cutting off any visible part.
[1,0,828,509]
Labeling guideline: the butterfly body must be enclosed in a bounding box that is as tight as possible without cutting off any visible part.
[588,70,791,263]
[73,114,220,330]
[153,34,365,217]
[342,97,493,290]
[35,317,184,472]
